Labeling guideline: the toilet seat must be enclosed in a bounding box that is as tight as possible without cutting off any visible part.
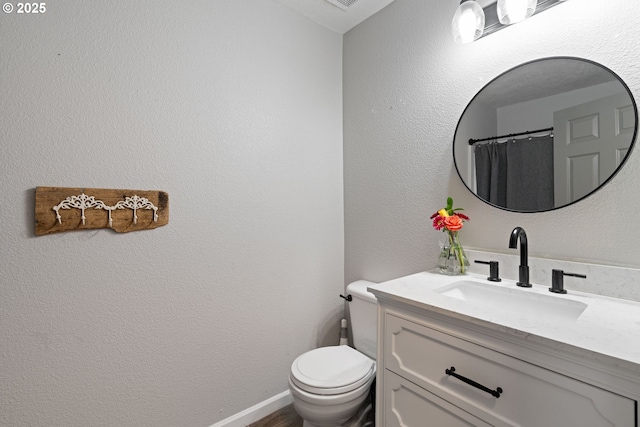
[290,346,375,395]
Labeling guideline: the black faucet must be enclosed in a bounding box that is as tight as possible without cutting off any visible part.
[508,227,531,288]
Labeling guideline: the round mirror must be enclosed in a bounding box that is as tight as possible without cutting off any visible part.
[453,57,638,213]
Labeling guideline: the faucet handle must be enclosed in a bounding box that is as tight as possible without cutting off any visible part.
[550,269,586,294]
[474,260,501,282]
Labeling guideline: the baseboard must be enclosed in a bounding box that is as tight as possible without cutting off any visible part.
[210,390,292,427]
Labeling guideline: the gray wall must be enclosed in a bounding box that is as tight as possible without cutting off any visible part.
[1,1,343,425]
[344,0,640,284]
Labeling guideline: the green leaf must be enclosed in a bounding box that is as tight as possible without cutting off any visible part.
[445,197,454,215]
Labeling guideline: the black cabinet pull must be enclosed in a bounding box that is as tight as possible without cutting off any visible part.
[445,366,503,398]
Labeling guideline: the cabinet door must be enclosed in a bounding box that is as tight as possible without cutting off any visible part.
[385,313,636,426]
[384,370,495,427]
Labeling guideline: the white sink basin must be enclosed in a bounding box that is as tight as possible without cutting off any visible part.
[434,280,588,320]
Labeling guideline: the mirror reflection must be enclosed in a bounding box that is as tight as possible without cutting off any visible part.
[453,57,638,213]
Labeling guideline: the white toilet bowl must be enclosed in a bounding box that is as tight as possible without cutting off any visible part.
[289,345,375,427]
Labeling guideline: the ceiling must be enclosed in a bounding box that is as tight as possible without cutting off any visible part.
[271,0,498,34]
[477,59,618,108]
[271,0,397,33]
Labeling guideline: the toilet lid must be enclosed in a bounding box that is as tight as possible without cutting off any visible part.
[290,346,375,395]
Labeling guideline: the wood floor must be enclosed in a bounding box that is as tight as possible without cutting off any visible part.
[247,402,375,427]
[247,404,303,427]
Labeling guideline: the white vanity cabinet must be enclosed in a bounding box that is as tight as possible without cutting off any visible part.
[381,310,634,426]
[369,273,640,427]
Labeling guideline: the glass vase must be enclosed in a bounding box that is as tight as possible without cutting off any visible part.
[437,231,469,275]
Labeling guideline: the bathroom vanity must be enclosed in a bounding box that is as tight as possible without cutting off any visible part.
[368,271,640,426]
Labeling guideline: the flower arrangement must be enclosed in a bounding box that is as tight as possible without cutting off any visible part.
[431,197,469,274]
[430,197,469,232]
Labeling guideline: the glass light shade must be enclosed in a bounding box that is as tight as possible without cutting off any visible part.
[497,0,537,25]
[451,0,485,44]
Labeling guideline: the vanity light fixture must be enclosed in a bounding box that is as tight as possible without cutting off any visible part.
[451,0,486,44]
[453,0,568,43]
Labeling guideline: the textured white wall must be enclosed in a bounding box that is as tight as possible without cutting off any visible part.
[0,1,343,426]
[344,0,640,284]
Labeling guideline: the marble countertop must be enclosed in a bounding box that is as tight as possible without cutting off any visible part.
[368,271,640,374]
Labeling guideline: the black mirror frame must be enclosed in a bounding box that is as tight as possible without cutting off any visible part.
[453,56,638,213]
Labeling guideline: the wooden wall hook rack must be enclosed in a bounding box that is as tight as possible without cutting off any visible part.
[35,186,169,235]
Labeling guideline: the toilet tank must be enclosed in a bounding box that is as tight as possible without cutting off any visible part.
[346,280,378,360]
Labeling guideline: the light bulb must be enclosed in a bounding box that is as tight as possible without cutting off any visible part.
[458,9,478,43]
[452,0,485,44]
[497,0,536,25]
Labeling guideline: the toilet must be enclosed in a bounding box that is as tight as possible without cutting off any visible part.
[288,280,377,427]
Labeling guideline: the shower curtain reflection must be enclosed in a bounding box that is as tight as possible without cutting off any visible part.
[475,135,555,211]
